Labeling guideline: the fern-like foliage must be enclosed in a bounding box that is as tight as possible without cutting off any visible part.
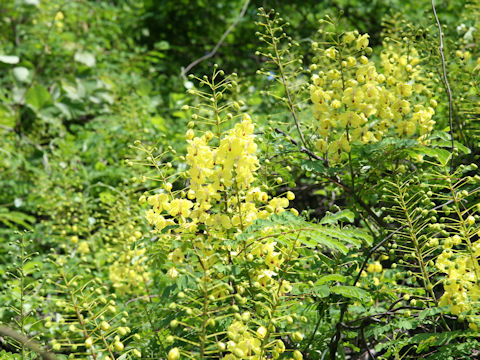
[44,258,141,359]
[372,147,480,357]
[1,234,46,359]
[255,8,310,148]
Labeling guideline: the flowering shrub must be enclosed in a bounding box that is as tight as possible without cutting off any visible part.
[309,30,435,163]
[2,2,480,360]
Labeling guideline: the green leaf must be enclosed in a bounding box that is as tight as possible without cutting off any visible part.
[0,209,35,229]
[418,306,449,321]
[412,146,451,166]
[155,41,170,50]
[0,55,19,64]
[406,330,473,349]
[320,210,355,224]
[23,260,42,275]
[331,285,370,302]
[13,67,30,82]
[316,274,346,285]
[74,51,96,67]
[315,226,371,247]
[25,84,52,110]
[301,160,342,176]
[314,284,331,298]
[360,137,418,157]
[301,231,348,253]
[236,211,306,243]
[151,116,166,131]
[99,191,115,205]
[435,140,471,154]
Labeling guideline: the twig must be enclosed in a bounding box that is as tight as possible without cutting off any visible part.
[181,0,251,77]
[361,326,376,360]
[0,124,14,132]
[267,17,309,151]
[125,294,160,306]
[274,127,388,227]
[0,325,57,360]
[328,186,471,359]
[274,128,323,161]
[431,0,454,171]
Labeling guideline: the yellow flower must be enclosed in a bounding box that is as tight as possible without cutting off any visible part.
[256,326,267,339]
[168,248,185,263]
[293,350,303,360]
[186,129,195,140]
[55,11,64,21]
[343,31,356,44]
[265,251,283,269]
[286,191,295,200]
[342,87,364,108]
[325,47,337,60]
[397,83,412,97]
[392,100,411,119]
[167,267,179,279]
[78,241,89,254]
[347,56,356,67]
[168,199,193,217]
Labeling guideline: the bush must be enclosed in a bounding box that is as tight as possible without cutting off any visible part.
[1,1,479,359]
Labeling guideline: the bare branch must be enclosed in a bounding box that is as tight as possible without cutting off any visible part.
[181,0,251,77]
[431,0,455,170]
[0,325,57,360]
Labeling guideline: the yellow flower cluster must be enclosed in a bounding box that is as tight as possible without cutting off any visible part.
[146,114,293,243]
[310,32,435,163]
[146,109,300,358]
[222,320,262,359]
[436,239,480,318]
[109,246,150,294]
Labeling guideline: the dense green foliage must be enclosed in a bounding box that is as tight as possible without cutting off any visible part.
[1,0,479,359]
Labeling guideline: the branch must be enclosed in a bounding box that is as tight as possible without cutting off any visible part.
[327,186,476,359]
[0,325,57,360]
[274,127,388,228]
[181,0,251,77]
[431,0,454,171]
[0,124,14,132]
[274,128,323,161]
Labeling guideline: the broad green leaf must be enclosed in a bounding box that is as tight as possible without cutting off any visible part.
[413,146,451,166]
[25,84,52,111]
[316,274,346,285]
[155,41,170,50]
[74,51,96,67]
[435,140,471,154]
[151,116,166,131]
[0,55,19,64]
[13,67,30,82]
[331,285,370,302]
[314,284,331,298]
